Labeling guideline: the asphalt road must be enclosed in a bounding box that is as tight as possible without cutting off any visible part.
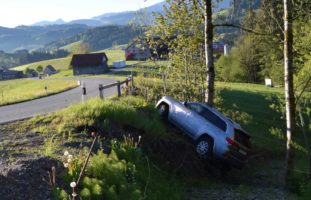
[0,77,117,124]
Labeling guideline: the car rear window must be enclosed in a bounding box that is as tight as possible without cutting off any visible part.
[188,103,227,132]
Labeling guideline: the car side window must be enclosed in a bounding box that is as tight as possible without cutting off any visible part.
[187,104,200,113]
[200,108,227,132]
[187,103,227,132]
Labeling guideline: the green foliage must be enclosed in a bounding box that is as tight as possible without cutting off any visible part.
[147,0,206,102]
[54,137,182,200]
[67,42,91,55]
[300,181,311,199]
[79,150,143,200]
[216,53,245,82]
[36,65,43,73]
[51,187,69,200]
[55,96,166,137]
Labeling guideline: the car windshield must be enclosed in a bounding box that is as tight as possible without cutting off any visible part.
[187,103,227,132]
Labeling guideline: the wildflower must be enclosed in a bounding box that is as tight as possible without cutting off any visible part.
[70,181,77,188]
[91,132,96,137]
[72,192,78,197]
[68,154,73,160]
[67,158,72,163]
[64,151,69,156]
[64,163,69,168]
[71,192,78,197]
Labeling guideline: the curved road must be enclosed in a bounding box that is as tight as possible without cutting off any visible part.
[0,77,117,124]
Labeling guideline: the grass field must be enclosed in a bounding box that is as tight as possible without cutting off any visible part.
[0,78,77,106]
[13,57,72,71]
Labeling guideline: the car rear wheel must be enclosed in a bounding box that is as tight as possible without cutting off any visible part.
[157,103,169,120]
[196,136,213,159]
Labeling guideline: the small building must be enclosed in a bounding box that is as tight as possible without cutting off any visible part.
[43,65,57,76]
[70,53,109,76]
[125,40,151,61]
[0,67,23,80]
[26,69,39,78]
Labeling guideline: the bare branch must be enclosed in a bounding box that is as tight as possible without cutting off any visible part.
[213,23,270,36]
[295,74,311,105]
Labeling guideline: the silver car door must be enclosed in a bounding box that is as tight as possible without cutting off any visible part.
[170,102,194,134]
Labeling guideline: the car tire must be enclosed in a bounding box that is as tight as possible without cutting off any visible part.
[195,136,213,159]
[157,103,169,120]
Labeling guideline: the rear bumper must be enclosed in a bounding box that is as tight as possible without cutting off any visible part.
[222,147,249,169]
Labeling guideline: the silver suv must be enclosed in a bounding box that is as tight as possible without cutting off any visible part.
[156,96,251,168]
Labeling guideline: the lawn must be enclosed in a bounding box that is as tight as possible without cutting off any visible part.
[0,78,78,106]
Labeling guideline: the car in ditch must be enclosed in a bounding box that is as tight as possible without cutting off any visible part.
[156,96,251,168]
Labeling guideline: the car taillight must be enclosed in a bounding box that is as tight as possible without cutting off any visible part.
[226,137,240,148]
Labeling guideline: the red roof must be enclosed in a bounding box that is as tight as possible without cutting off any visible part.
[70,53,108,67]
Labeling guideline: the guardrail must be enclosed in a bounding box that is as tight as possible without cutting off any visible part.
[98,75,134,99]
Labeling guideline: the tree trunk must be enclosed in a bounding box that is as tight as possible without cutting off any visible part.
[283,0,296,187]
[204,0,215,105]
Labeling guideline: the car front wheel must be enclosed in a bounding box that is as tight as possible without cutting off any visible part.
[195,136,213,159]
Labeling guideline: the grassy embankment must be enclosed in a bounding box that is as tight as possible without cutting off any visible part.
[3,80,310,198]
[0,79,77,106]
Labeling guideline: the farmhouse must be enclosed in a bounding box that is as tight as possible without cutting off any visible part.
[70,53,109,76]
[0,67,23,80]
[27,69,38,78]
[125,40,151,61]
[43,65,57,76]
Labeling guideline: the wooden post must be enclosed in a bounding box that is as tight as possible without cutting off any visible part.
[81,82,86,102]
[117,81,121,97]
[99,84,104,99]
[131,74,134,88]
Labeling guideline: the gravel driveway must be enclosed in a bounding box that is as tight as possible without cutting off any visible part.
[0,77,117,124]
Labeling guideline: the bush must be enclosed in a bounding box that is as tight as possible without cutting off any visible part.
[53,138,182,200]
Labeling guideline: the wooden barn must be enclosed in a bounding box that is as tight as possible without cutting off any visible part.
[70,53,109,76]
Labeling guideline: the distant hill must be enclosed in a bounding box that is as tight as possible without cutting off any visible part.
[45,25,141,52]
[32,1,168,27]
[32,19,66,26]
[0,24,89,52]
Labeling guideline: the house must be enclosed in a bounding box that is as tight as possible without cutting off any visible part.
[125,40,151,61]
[0,67,23,80]
[43,65,57,76]
[26,69,39,78]
[70,53,109,76]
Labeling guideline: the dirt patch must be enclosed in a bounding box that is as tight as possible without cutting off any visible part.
[0,157,64,200]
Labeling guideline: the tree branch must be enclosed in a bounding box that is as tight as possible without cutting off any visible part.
[295,74,311,105]
[213,23,270,36]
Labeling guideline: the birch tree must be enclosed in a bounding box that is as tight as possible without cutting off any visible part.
[283,0,296,185]
[204,0,215,105]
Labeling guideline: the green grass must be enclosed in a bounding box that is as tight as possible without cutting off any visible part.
[4,84,309,198]
[0,78,77,106]
[60,41,84,52]
[13,57,72,71]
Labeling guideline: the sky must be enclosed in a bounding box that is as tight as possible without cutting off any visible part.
[0,0,164,28]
